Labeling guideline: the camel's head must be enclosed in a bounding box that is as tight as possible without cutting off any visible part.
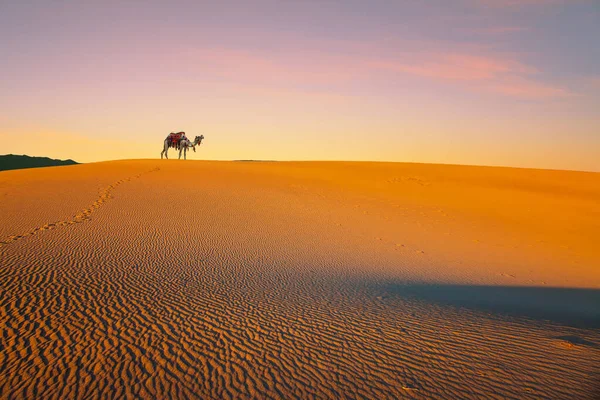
[192,135,204,152]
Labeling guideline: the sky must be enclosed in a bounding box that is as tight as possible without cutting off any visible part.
[1,0,599,171]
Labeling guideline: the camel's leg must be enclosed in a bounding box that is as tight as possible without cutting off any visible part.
[179,148,182,160]
[162,141,169,159]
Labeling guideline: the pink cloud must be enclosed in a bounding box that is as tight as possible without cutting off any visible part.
[475,0,564,6]
[590,77,600,88]
[179,47,362,86]
[470,26,529,34]
[365,51,573,99]
[370,53,535,81]
[483,77,573,99]
[173,44,571,100]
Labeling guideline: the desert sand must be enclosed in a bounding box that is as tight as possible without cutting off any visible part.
[1,160,599,399]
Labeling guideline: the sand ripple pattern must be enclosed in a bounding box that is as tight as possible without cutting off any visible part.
[0,167,159,248]
[1,161,599,399]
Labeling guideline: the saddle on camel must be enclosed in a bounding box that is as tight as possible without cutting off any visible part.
[167,132,187,150]
[161,132,204,160]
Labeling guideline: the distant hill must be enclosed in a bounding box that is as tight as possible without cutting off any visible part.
[0,154,78,172]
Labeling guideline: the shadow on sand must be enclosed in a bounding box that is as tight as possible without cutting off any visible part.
[379,283,600,330]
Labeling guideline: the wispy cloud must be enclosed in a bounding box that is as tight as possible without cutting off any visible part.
[181,47,362,86]
[469,26,529,34]
[590,76,600,88]
[483,76,572,98]
[475,0,564,7]
[370,51,572,99]
[370,53,536,81]
[173,43,572,100]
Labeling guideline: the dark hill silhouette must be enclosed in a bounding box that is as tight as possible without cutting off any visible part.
[0,154,78,172]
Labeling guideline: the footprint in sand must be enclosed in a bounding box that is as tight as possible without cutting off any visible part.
[0,167,159,248]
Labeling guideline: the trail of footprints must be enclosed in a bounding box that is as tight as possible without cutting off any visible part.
[0,168,159,248]
[1,164,599,399]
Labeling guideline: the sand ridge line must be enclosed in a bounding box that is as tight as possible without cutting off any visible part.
[1,161,599,398]
[0,167,160,249]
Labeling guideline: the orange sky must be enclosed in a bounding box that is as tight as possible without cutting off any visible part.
[1,1,599,171]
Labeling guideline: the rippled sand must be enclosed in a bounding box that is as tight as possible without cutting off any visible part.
[1,160,599,399]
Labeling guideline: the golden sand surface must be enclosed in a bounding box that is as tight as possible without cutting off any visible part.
[1,160,599,399]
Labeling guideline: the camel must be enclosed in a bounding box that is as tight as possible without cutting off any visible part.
[161,134,204,160]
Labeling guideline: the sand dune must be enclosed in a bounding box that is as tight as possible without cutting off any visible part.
[1,160,599,399]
